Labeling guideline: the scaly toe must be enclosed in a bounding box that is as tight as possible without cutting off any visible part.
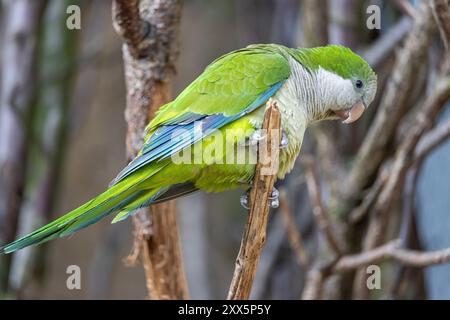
[240,192,250,210]
[280,131,289,149]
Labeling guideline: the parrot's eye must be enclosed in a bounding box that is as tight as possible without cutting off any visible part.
[355,79,364,89]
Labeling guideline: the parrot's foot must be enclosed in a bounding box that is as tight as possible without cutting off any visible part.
[239,187,279,210]
[280,131,289,150]
[246,129,288,149]
[240,192,250,210]
[269,187,280,208]
[248,129,265,146]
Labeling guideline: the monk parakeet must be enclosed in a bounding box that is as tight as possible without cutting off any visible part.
[0,44,377,254]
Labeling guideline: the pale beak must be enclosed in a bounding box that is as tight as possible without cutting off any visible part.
[333,101,366,124]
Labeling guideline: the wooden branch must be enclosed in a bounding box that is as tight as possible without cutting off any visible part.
[302,268,326,300]
[333,240,450,272]
[367,62,450,250]
[227,100,281,300]
[302,237,450,299]
[112,0,150,58]
[279,189,309,267]
[414,115,450,163]
[341,1,436,216]
[301,0,329,47]
[9,0,79,293]
[348,168,388,224]
[353,50,450,299]
[329,0,362,45]
[112,0,188,299]
[393,0,417,18]
[362,16,412,69]
[431,0,450,52]
[0,0,47,294]
[304,157,344,256]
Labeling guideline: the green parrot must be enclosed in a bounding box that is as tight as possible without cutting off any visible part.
[0,44,377,254]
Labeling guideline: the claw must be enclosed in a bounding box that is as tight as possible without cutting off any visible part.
[240,191,250,210]
[268,187,279,208]
[248,129,266,146]
[280,131,289,149]
[240,187,279,210]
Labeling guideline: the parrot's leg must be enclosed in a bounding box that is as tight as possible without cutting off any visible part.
[239,187,280,210]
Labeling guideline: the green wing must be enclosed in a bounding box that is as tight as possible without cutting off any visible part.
[149,45,290,129]
[112,45,291,184]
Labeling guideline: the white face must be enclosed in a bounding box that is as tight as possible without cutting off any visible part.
[317,67,360,111]
[315,67,377,123]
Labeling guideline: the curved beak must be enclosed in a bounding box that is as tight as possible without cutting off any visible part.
[333,101,366,124]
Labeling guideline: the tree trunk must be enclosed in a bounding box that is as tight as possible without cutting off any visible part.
[112,0,189,299]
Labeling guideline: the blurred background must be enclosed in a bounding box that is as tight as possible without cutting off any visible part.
[1,0,450,299]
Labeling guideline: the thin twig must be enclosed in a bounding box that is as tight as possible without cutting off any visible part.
[431,0,450,52]
[333,240,450,272]
[369,57,450,249]
[393,0,417,18]
[348,168,389,225]
[227,100,281,300]
[303,236,450,298]
[388,166,420,298]
[302,268,326,300]
[304,157,344,256]
[414,115,450,163]
[341,1,436,217]
[279,189,310,267]
[354,56,450,299]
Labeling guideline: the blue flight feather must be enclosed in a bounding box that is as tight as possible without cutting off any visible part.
[111,82,283,185]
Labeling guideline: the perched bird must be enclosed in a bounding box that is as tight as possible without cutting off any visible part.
[0,44,377,254]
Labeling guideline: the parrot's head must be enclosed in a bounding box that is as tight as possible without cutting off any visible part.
[295,45,377,124]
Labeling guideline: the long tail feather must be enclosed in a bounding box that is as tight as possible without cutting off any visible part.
[0,181,142,254]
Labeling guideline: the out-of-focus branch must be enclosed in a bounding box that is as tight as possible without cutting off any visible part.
[329,0,362,45]
[333,240,450,271]
[431,0,450,51]
[348,168,388,224]
[301,0,348,193]
[387,165,420,298]
[8,0,78,293]
[279,189,309,267]
[303,237,450,299]
[301,0,328,47]
[354,48,450,299]
[304,158,344,256]
[227,101,281,300]
[362,16,412,69]
[368,44,450,255]
[302,268,326,300]
[393,0,417,18]
[414,115,450,163]
[0,0,47,295]
[112,0,151,58]
[112,0,188,299]
[341,1,436,216]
